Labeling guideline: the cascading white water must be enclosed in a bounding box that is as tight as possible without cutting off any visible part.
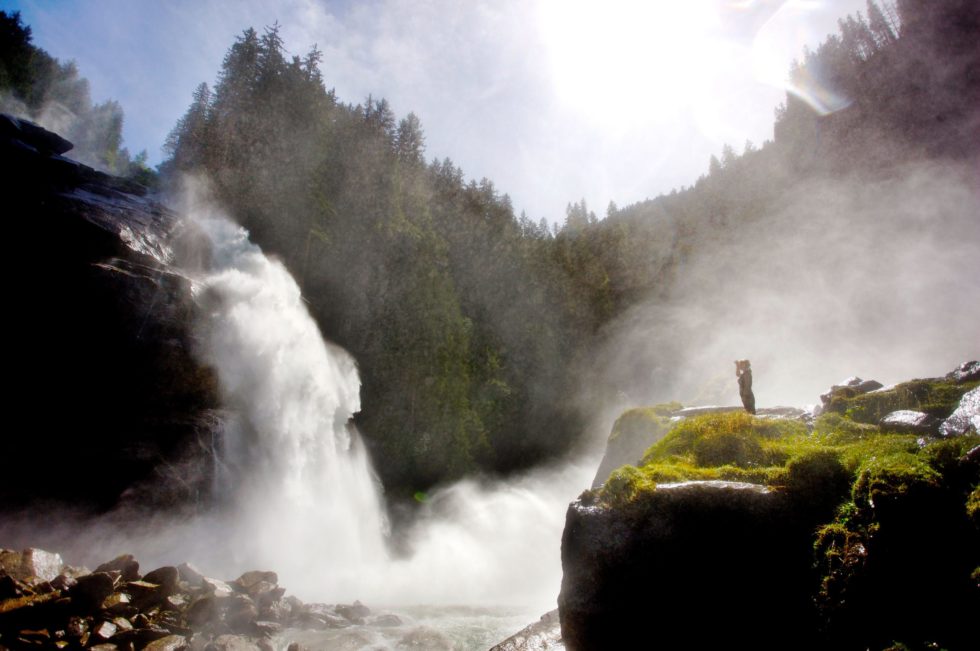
[189,214,390,594]
[178,199,592,610]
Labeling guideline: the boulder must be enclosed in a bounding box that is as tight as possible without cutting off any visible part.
[489,609,562,651]
[558,481,820,651]
[94,555,141,582]
[946,360,980,383]
[0,114,73,154]
[879,410,942,435]
[335,601,370,623]
[143,567,180,596]
[820,377,884,405]
[940,387,980,437]
[144,634,189,651]
[70,573,116,613]
[0,549,64,584]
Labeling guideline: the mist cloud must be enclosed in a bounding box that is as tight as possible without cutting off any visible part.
[591,159,980,423]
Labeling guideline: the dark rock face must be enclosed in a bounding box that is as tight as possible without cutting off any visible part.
[558,482,821,651]
[1,114,220,510]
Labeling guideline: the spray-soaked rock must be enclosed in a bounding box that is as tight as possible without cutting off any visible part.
[940,387,980,437]
[70,573,117,613]
[143,567,180,596]
[880,410,942,435]
[144,634,190,651]
[0,549,65,584]
[820,377,884,406]
[95,555,141,583]
[946,360,980,383]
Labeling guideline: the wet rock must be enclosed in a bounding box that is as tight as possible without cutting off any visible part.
[201,578,234,598]
[91,619,118,642]
[0,573,20,600]
[70,573,116,612]
[225,595,259,632]
[127,580,164,609]
[940,387,980,437]
[112,617,135,632]
[946,360,980,383]
[820,377,883,405]
[285,643,308,651]
[397,626,455,650]
[251,621,280,638]
[113,624,172,648]
[559,482,816,651]
[231,572,277,593]
[144,634,189,651]
[489,610,563,651]
[0,549,65,584]
[880,410,942,435]
[89,644,120,651]
[209,634,261,651]
[95,555,141,583]
[335,601,370,624]
[185,597,216,627]
[368,613,403,627]
[294,603,349,630]
[176,564,205,587]
[143,567,180,596]
[0,114,74,155]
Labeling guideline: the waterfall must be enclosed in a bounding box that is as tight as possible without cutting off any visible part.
[188,214,390,596]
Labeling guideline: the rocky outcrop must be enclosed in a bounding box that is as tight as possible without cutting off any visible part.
[558,482,821,651]
[940,386,980,437]
[2,114,220,510]
[0,548,375,651]
[489,609,562,651]
[879,409,941,435]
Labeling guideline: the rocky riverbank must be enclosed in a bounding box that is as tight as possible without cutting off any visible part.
[0,548,398,651]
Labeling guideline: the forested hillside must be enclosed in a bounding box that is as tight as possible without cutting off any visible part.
[0,11,152,181]
[163,0,979,499]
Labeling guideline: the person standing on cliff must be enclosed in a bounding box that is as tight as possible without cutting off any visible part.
[735,359,756,414]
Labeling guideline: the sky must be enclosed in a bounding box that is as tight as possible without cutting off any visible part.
[3,0,867,223]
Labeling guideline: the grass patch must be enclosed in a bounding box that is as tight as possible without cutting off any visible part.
[826,378,979,424]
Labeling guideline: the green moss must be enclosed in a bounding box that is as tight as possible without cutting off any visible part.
[967,485,980,527]
[851,451,941,514]
[608,404,679,443]
[812,412,880,443]
[827,378,979,424]
[600,465,657,507]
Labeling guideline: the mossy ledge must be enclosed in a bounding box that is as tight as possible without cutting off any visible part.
[561,372,980,651]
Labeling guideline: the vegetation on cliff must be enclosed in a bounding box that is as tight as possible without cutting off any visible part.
[0,10,153,182]
[589,372,979,649]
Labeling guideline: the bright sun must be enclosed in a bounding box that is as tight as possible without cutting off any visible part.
[535,0,849,138]
[536,0,727,129]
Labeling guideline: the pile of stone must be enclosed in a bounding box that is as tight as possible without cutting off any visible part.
[0,549,385,651]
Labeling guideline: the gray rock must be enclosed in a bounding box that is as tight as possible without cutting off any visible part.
[70,572,116,612]
[335,601,370,623]
[820,377,883,405]
[940,387,980,437]
[0,548,64,584]
[201,577,235,598]
[144,634,189,651]
[945,360,980,383]
[143,567,180,595]
[490,609,563,651]
[177,563,205,586]
[368,613,403,627]
[95,555,141,582]
[210,634,261,651]
[232,571,277,591]
[880,410,942,435]
[397,626,455,650]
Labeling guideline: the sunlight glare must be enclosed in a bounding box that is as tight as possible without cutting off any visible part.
[537,0,724,130]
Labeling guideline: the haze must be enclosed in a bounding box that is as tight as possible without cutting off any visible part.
[4,0,866,222]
